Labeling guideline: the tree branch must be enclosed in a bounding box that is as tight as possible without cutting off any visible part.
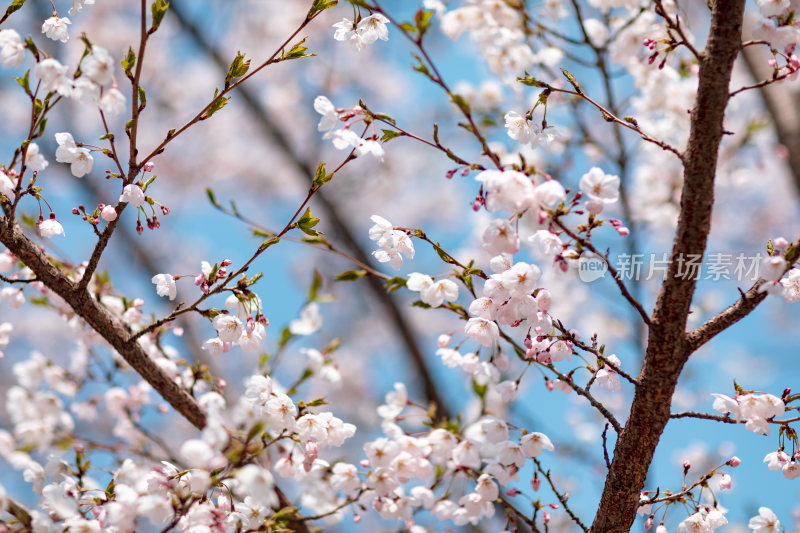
[590,2,746,531]
[168,0,451,420]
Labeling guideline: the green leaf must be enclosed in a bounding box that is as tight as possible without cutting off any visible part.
[23,37,38,61]
[138,86,146,108]
[767,240,775,256]
[312,162,330,187]
[296,207,321,236]
[399,22,417,33]
[517,72,547,88]
[205,187,219,207]
[247,272,263,287]
[121,47,136,77]
[380,129,404,143]
[561,68,582,94]
[785,244,798,264]
[472,379,487,399]
[336,269,367,282]
[150,0,169,32]
[383,276,407,293]
[246,421,265,442]
[278,326,292,347]
[34,117,47,139]
[623,116,639,127]
[272,506,299,523]
[305,398,328,407]
[308,0,337,16]
[14,70,30,95]
[450,93,470,114]
[258,236,280,252]
[412,55,432,79]
[4,0,26,19]
[414,9,434,36]
[282,39,313,60]
[308,269,323,301]
[225,51,251,85]
[301,235,328,245]
[412,300,432,309]
[204,88,230,119]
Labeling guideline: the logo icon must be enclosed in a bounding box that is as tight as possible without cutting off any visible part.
[578,252,608,282]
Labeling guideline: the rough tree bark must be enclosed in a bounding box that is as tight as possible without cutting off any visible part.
[589,1,746,531]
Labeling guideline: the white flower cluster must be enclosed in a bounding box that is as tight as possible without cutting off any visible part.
[332,13,390,51]
[439,0,543,80]
[200,279,267,355]
[711,392,785,436]
[331,383,554,527]
[677,506,728,533]
[368,215,415,270]
[314,95,385,160]
[29,46,126,116]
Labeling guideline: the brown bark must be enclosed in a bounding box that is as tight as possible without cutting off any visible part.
[589,1,746,531]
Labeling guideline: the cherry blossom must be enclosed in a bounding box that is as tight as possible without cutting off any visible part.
[0,29,25,68]
[119,184,145,207]
[748,507,781,533]
[151,273,177,301]
[407,272,459,306]
[54,132,93,178]
[41,17,71,43]
[579,167,620,203]
[38,217,65,238]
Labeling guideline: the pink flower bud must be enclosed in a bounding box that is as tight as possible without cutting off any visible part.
[644,516,653,530]
[303,440,318,472]
[136,220,143,235]
[549,503,559,509]
[774,237,789,249]
[143,162,155,172]
[683,460,691,473]
[246,316,255,335]
[437,334,452,348]
[217,378,226,388]
[545,378,554,392]
[539,209,548,224]
[195,273,204,286]
[543,511,551,524]
[585,199,604,215]
[719,473,732,490]
[532,473,541,492]
[617,226,630,236]
[72,207,79,215]
[506,488,520,496]
[727,456,741,467]
[101,205,117,221]
[161,205,170,215]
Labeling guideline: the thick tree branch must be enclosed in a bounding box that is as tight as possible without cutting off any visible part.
[590,2,746,531]
[0,218,208,430]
